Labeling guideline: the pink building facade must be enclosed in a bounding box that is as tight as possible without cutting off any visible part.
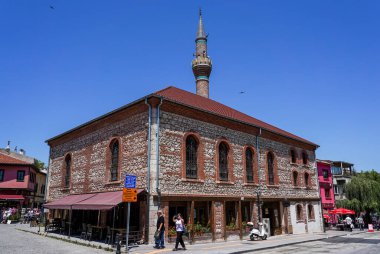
[317,160,335,222]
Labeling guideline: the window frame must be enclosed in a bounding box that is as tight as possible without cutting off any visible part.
[292,171,298,186]
[302,151,308,165]
[185,135,198,179]
[296,204,303,221]
[308,204,315,220]
[290,149,297,164]
[110,140,120,182]
[17,170,25,182]
[304,172,310,187]
[267,152,276,185]
[64,154,71,188]
[322,170,328,180]
[245,148,254,183]
[218,142,229,181]
[0,169,4,181]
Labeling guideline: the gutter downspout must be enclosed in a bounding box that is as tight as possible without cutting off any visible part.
[156,98,163,209]
[256,128,262,223]
[144,98,152,242]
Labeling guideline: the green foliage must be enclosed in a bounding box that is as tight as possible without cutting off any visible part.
[341,170,380,213]
[34,159,45,170]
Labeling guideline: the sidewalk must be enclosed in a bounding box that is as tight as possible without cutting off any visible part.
[13,223,369,254]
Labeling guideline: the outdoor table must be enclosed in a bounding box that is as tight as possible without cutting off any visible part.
[336,223,345,231]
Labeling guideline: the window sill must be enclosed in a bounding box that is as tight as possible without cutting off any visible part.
[308,219,316,222]
[181,178,204,183]
[216,181,235,185]
[61,187,70,191]
[104,180,123,186]
[243,182,259,187]
[290,163,298,166]
[296,220,304,223]
[16,180,25,182]
[301,165,310,169]
[267,185,280,188]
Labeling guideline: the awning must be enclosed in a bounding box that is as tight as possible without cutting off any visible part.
[0,195,25,201]
[44,189,144,210]
[44,193,95,209]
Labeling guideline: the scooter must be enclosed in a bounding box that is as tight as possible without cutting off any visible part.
[247,222,268,241]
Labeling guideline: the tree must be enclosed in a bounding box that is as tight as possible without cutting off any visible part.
[33,159,45,170]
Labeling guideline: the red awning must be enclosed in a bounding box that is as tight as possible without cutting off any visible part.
[0,195,25,201]
[44,189,144,210]
[44,193,96,209]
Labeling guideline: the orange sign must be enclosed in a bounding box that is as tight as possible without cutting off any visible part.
[122,188,137,202]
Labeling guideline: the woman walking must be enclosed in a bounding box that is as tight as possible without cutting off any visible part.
[173,213,186,251]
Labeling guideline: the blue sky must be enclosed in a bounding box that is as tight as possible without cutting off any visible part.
[0,0,379,171]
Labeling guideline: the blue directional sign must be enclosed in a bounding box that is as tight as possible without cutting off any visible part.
[124,175,137,188]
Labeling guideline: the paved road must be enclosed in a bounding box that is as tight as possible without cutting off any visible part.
[0,224,107,254]
[250,232,380,254]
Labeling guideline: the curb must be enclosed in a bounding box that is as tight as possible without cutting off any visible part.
[230,231,368,254]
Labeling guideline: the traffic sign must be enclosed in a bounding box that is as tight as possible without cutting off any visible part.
[122,188,137,202]
[124,175,137,188]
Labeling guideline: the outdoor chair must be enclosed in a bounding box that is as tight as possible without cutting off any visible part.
[86,224,93,241]
[105,226,112,244]
[80,223,87,240]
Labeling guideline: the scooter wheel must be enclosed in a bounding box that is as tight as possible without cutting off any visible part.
[261,234,267,240]
[250,235,256,241]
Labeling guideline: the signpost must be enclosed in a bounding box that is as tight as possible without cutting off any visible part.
[123,175,137,253]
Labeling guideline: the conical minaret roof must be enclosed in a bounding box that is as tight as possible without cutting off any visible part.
[196,8,206,40]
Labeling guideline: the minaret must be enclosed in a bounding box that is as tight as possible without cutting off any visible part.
[192,9,212,98]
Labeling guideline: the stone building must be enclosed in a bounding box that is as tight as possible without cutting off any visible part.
[45,11,322,243]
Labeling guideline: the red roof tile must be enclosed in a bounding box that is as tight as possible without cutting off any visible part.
[154,86,317,146]
[0,153,31,165]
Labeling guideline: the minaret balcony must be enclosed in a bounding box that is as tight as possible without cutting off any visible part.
[192,57,212,67]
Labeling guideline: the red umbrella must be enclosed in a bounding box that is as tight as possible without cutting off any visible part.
[331,208,355,215]
[323,214,330,219]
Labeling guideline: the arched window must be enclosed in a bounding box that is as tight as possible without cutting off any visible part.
[304,172,310,187]
[110,140,119,181]
[308,204,315,220]
[246,148,254,183]
[290,149,296,163]
[296,204,303,221]
[267,152,274,185]
[219,142,229,181]
[302,152,308,165]
[64,155,71,188]
[293,171,298,186]
[186,135,198,179]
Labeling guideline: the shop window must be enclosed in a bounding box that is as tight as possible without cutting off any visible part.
[186,135,198,179]
[17,170,25,182]
[308,204,315,220]
[293,171,298,186]
[0,169,4,181]
[245,148,254,183]
[290,149,297,163]
[110,140,119,181]
[219,142,229,181]
[64,154,71,187]
[296,204,303,221]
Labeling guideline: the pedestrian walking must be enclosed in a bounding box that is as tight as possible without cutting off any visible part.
[154,210,165,249]
[345,215,353,232]
[358,216,364,231]
[172,213,186,251]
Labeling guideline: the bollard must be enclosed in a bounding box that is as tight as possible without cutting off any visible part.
[115,234,121,254]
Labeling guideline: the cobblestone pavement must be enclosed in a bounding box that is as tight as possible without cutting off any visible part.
[0,224,107,254]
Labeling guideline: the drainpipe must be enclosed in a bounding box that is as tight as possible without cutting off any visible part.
[144,98,152,242]
[256,128,262,224]
[156,98,163,209]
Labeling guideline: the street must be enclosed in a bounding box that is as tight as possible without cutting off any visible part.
[1,224,380,254]
[250,232,380,254]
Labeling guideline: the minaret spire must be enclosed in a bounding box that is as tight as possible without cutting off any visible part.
[192,8,212,98]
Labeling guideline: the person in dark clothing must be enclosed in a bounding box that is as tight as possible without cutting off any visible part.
[154,210,165,249]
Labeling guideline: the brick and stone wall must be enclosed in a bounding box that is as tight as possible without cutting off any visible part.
[47,112,148,201]
[157,111,319,200]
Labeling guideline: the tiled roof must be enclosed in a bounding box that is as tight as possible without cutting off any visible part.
[154,86,317,146]
[0,153,31,165]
